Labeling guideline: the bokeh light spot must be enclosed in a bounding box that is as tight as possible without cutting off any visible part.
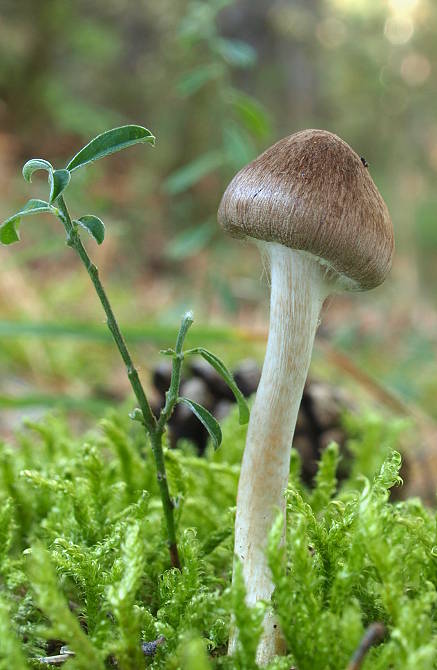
[384,16,414,44]
[400,52,431,85]
[388,0,420,14]
[316,18,347,48]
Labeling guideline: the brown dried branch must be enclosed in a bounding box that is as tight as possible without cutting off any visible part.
[346,622,385,670]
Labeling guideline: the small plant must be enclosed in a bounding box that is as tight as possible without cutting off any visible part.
[0,125,249,570]
[0,406,433,668]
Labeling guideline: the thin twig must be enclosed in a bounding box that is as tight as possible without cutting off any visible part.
[317,336,437,501]
[317,337,418,418]
[38,654,71,666]
[56,196,180,569]
[242,326,437,501]
[38,646,74,665]
[242,326,429,423]
[157,312,193,431]
[346,622,385,670]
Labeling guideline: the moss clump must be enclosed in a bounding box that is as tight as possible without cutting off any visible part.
[0,407,434,669]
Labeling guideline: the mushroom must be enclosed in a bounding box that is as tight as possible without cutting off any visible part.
[218,129,394,664]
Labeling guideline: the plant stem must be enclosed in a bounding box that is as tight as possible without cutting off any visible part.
[346,623,385,670]
[157,312,193,431]
[56,196,181,569]
[151,312,193,567]
[149,429,180,569]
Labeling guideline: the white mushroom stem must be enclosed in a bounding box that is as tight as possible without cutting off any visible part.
[230,242,330,665]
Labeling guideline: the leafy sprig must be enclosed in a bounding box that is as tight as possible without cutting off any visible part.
[0,125,249,571]
[1,125,155,247]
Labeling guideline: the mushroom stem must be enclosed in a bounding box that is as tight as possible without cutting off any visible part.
[230,242,329,665]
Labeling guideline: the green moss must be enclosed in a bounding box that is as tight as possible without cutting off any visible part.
[0,407,435,669]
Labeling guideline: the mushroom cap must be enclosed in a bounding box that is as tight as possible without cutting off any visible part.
[218,129,394,290]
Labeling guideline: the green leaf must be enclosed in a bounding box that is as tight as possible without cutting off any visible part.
[213,37,257,68]
[75,215,105,245]
[128,408,144,423]
[165,221,215,260]
[175,311,194,354]
[0,319,244,347]
[164,151,224,195]
[223,122,256,170]
[181,636,212,670]
[22,158,53,183]
[184,348,249,425]
[49,169,71,203]
[0,199,54,246]
[177,397,222,450]
[212,272,238,313]
[159,348,177,357]
[17,199,53,215]
[230,92,271,139]
[0,219,20,245]
[177,64,223,97]
[66,124,155,172]
[0,392,106,413]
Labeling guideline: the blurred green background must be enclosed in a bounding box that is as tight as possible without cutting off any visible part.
[0,0,436,437]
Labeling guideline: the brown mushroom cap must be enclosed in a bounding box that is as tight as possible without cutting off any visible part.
[218,129,394,290]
